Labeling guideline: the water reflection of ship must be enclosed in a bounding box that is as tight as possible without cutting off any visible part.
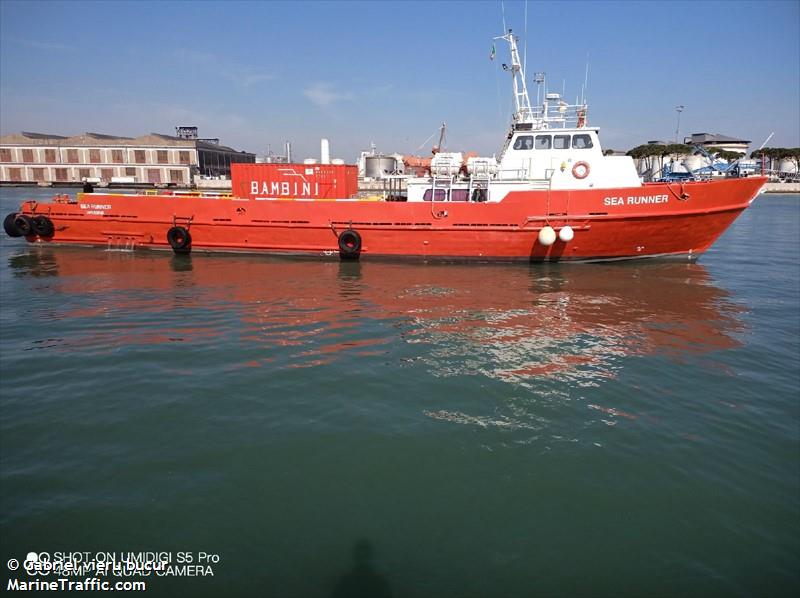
[8,248,744,386]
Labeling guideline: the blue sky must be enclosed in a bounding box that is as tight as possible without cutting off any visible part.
[1,0,798,160]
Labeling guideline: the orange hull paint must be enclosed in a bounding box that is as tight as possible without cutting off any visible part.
[14,177,764,262]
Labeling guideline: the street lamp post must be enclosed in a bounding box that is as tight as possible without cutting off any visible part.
[675,105,685,143]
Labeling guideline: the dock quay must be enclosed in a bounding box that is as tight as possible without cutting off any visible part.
[763,182,800,193]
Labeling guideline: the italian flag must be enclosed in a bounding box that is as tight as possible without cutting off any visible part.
[490,43,496,61]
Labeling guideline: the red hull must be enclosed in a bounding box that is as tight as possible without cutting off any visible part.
[11,177,765,261]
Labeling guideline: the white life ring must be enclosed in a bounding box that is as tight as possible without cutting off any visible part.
[572,161,590,179]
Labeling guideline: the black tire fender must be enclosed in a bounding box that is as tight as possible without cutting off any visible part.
[338,229,362,260]
[32,215,55,237]
[3,213,23,238]
[14,215,35,237]
[167,226,192,254]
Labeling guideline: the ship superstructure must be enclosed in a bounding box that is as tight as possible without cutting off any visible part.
[406,29,640,204]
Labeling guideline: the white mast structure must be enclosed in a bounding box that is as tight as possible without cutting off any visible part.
[495,29,535,125]
[496,28,588,131]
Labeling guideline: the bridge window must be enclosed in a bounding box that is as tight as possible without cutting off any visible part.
[535,135,552,150]
[512,135,533,150]
[422,189,470,201]
[423,189,448,201]
[554,135,570,149]
[572,134,593,149]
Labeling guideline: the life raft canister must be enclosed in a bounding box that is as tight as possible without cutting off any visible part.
[338,228,362,260]
[167,226,192,254]
[572,161,590,179]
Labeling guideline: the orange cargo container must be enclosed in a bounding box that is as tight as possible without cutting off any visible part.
[231,163,358,200]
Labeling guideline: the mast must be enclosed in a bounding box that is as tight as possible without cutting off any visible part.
[495,29,534,125]
[495,27,588,131]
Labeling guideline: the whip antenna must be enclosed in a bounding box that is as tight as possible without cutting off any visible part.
[523,0,528,74]
[583,53,590,105]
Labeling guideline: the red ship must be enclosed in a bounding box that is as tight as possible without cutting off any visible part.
[3,30,765,263]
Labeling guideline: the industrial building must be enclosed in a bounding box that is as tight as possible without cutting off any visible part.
[0,127,254,186]
[682,132,750,155]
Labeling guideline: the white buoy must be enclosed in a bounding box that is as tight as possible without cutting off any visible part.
[559,226,575,242]
[538,226,556,246]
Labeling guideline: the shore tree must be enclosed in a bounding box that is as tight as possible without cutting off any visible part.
[708,148,745,162]
[627,143,696,175]
[750,147,800,171]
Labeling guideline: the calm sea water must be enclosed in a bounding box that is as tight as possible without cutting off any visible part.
[0,188,798,597]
